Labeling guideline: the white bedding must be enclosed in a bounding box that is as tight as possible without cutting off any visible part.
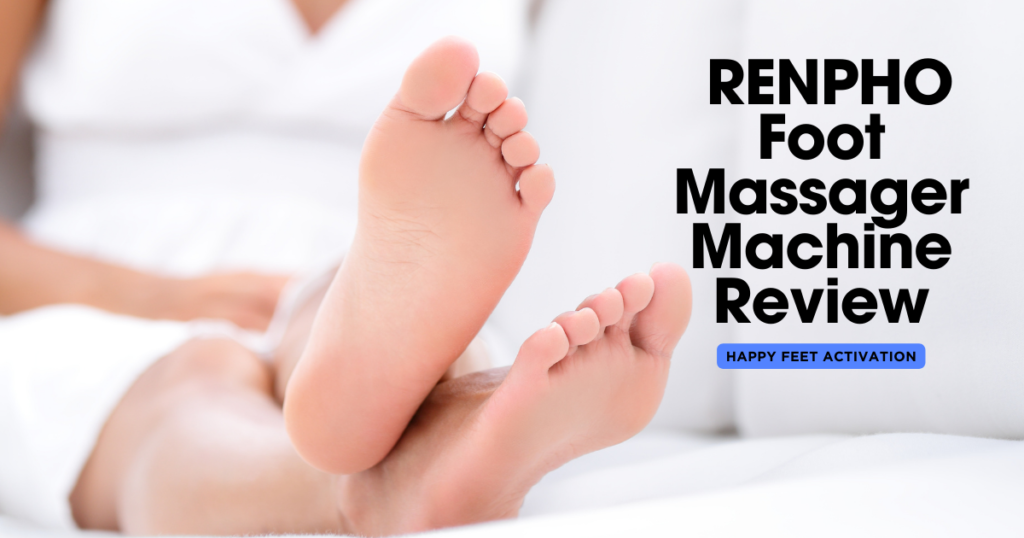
[2,430,1021,537]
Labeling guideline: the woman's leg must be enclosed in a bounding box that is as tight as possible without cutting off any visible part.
[70,339,343,535]
[271,277,492,406]
[284,36,555,475]
[69,332,491,536]
[70,264,690,536]
[69,273,491,535]
[335,265,692,534]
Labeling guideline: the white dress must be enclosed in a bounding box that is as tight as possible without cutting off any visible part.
[0,0,528,529]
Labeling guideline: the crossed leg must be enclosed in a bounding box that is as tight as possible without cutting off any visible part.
[68,36,693,535]
[69,265,690,536]
[69,277,482,535]
[285,36,555,475]
[69,338,341,535]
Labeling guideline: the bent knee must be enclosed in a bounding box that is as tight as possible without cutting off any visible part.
[74,339,275,533]
[154,338,272,395]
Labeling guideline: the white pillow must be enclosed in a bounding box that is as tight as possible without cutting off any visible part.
[732,0,1024,438]
[491,0,744,432]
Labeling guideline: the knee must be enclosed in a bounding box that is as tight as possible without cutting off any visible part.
[155,338,272,394]
[115,341,274,535]
[116,412,195,535]
[116,405,232,535]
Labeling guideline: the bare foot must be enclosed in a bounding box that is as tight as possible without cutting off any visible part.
[285,36,554,474]
[336,264,692,535]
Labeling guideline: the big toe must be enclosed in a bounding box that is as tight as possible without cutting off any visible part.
[396,36,480,120]
[631,263,692,360]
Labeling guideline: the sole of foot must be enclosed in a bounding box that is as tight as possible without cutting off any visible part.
[285,37,555,474]
[336,264,692,535]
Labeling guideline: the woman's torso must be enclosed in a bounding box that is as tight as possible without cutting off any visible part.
[19,0,528,276]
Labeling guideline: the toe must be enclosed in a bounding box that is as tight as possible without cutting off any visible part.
[576,294,599,310]
[513,322,570,375]
[485,97,528,145]
[455,72,508,128]
[395,36,479,120]
[630,263,692,360]
[502,131,540,168]
[517,164,555,213]
[576,288,625,331]
[614,273,655,332]
[553,308,601,348]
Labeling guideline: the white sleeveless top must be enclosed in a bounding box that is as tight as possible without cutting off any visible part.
[19,0,529,276]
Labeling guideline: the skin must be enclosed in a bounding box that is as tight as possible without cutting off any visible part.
[290,0,350,35]
[3,6,696,535]
[0,1,290,330]
[285,37,554,475]
[71,264,691,536]
[0,220,289,330]
[0,0,46,129]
